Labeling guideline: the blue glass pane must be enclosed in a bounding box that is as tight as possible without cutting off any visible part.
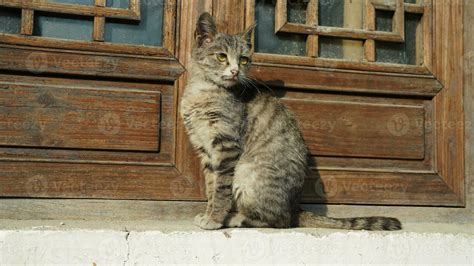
[0,8,21,34]
[34,13,93,41]
[106,0,129,9]
[254,0,306,56]
[104,1,163,46]
[49,0,94,5]
[376,13,420,65]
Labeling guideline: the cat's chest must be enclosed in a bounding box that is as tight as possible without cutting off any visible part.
[182,88,244,128]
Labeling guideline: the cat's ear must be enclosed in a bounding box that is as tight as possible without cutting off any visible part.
[240,23,257,48]
[195,12,217,47]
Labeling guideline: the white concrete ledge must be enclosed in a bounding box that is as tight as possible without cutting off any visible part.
[1,221,473,265]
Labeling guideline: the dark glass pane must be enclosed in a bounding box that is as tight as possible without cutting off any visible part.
[376,10,394,32]
[319,37,364,60]
[254,0,306,56]
[106,0,129,9]
[318,0,344,27]
[49,0,94,5]
[404,0,417,3]
[288,0,307,24]
[34,12,93,41]
[0,8,21,34]
[104,2,164,46]
[319,36,343,59]
[376,13,421,65]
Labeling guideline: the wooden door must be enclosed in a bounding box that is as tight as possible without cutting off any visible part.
[0,0,466,207]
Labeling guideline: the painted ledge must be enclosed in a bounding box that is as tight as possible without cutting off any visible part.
[1,220,473,265]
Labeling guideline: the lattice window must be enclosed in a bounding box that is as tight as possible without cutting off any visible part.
[247,0,431,74]
[0,0,140,40]
[0,0,176,55]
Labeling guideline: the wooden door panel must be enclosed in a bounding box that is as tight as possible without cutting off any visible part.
[284,98,425,159]
[0,0,466,207]
[0,162,202,200]
[0,74,176,165]
[0,83,161,151]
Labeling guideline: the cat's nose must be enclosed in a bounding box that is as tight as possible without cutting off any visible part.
[231,69,240,77]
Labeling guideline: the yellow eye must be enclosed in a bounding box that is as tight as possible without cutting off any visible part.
[216,53,227,62]
[240,57,249,65]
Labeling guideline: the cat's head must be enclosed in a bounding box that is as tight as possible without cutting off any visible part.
[193,12,256,88]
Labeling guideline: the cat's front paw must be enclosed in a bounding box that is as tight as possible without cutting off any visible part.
[194,213,223,230]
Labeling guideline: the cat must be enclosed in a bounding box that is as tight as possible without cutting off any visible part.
[180,12,402,231]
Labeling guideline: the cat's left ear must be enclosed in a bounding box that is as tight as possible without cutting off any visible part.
[240,23,257,48]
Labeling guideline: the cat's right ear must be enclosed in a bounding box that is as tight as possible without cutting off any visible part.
[195,12,217,47]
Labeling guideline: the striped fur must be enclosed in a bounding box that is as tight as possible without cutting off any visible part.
[180,13,401,231]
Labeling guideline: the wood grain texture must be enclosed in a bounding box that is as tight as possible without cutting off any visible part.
[302,170,463,206]
[0,0,140,20]
[0,162,203,200]
[93,16,105,42]
[464,0,474,210]
[212,0,246,34]
[20,9,34,36]
[252,53,431,74]
[0,84,161,151]
[284,99,425,159]
[175,0,214,200]
[280,23,404,42]
[0,75,175,165]
[432,0,465,205]
[250,64,443,96]
[306,0,318,57]
[0,34,173,57]
[0,46,184,81]
[364,0,376,62]
[92,0,106,42]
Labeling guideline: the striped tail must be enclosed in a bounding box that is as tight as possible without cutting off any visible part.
[298,211,402,231]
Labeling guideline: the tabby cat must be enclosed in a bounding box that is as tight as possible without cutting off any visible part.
[180,12,402,231]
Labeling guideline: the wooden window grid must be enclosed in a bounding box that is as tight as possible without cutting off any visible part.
[0,0,141,42]
[0,0,178,56]
[245,0,432,74]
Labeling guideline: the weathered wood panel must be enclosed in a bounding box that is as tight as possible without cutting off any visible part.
[0,84,161,151]
[0,162,203,200]
[284,99,425,159]
[301,170,463,206]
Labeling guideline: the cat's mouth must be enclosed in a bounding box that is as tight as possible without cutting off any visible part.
[222,76,238,82]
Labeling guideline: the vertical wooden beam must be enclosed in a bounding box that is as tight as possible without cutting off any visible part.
[213,0,247,34]
[306,0,318,57]
[163,0,177,54]
[343,0,364,61]
[274,0,287,33]
[432,0,465,203]
[364,0,376,62]
[393,0,405,40]
[245,0,256,53]
[20,9,34,35]
[92,0,106,42]
[422,0,432,70]
[130,0,140,18]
